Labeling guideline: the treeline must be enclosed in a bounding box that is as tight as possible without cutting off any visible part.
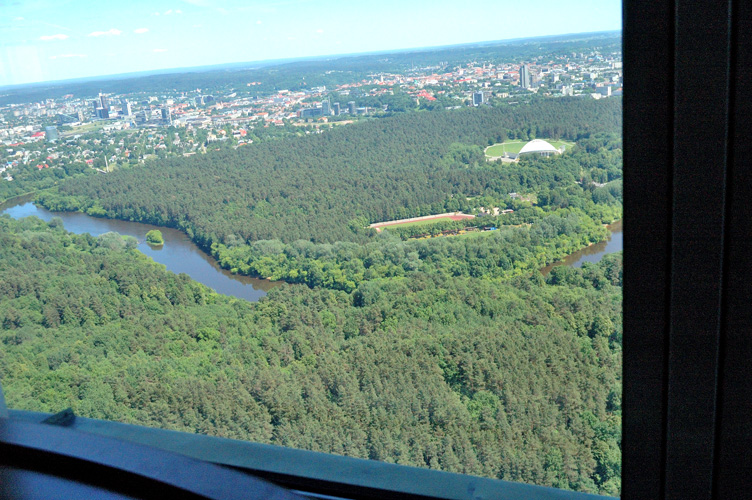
[0,215,621,495]
[384,203,620,241]
[38,98,622,249]
[211,208,611,292]
[0,160,93,204]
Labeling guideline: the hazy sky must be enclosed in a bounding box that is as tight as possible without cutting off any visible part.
[0,0,622,87]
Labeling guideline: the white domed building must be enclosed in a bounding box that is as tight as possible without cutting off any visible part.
[515,139,563,159]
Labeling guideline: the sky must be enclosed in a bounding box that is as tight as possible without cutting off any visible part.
[0,0,622,87]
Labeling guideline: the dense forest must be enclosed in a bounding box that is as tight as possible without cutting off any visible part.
[210,208,612,293]
[38,98,622,290]
[2,92,624,495]
[0,216,622,495]
[0,160,93,204]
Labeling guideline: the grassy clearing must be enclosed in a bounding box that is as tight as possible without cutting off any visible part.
[485,141,526,156]
[61,122,107,137]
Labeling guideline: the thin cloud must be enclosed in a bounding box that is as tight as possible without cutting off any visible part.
[316,29,324,33]
[88,28,122,37]
[40,34,69,41]
[39,21,75,33]
[134,28,149,34]
[180,0,210,7]
[153,48,168,52]
[179,0,227,15]
[14,17,25,21]
[49,54,87,60]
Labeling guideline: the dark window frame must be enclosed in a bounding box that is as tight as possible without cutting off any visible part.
[4,0,752,497]
[623,0,752,498]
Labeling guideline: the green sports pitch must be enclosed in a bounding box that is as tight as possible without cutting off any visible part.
[484,139,575,157]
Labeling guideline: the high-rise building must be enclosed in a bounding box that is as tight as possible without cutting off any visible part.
[44,126,59,142]
[333,102,340,116]
[519,64,531,89]
[121,100,132,116]
[322,100,330,116]
[348,101,356,114]
[56,113,77,125]
[161,107,172,124]
[472,91,485,106]
[99,93,109,112]
[299,107,323,119]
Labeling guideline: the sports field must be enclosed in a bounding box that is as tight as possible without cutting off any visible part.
[385,217,456,229]
[485,139,575,158]
[370,212,475,231]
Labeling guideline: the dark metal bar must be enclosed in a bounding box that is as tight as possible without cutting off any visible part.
[0,419,302,500]
[713,1,752,497]
[622,0,674,497]
[664,1,732,499]
[7,410,612,500]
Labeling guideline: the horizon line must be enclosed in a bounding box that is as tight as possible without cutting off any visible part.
[0,29,621,92]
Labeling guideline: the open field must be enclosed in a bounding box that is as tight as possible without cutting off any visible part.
[384,217,458,229]
[61,122,107,137]
[370,212,475,231]
[485,139,575,158]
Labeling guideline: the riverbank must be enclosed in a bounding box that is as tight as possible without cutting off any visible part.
[1,199,279,302]
[0,191,37,209]
[11,194,623,294]
[540,218,623,275]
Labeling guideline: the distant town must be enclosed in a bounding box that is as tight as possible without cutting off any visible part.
[1,47,621,182]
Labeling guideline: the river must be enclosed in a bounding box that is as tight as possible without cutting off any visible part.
[539,219,623,276]
[2,196,622,296]
[0,196,279,302]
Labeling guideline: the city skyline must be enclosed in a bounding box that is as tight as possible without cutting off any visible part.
[0,0,622,87]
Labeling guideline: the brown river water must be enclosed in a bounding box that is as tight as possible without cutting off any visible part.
[539,219,623,276]
[1,196,279,302]
[2,196,622,298]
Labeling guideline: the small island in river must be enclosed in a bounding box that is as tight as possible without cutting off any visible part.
[146,229,164,246]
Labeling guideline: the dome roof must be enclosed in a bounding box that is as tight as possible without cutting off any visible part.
[518,139,560,155]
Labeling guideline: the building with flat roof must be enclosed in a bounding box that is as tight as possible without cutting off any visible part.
[519,64,532,89]
[44,126,58,142]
